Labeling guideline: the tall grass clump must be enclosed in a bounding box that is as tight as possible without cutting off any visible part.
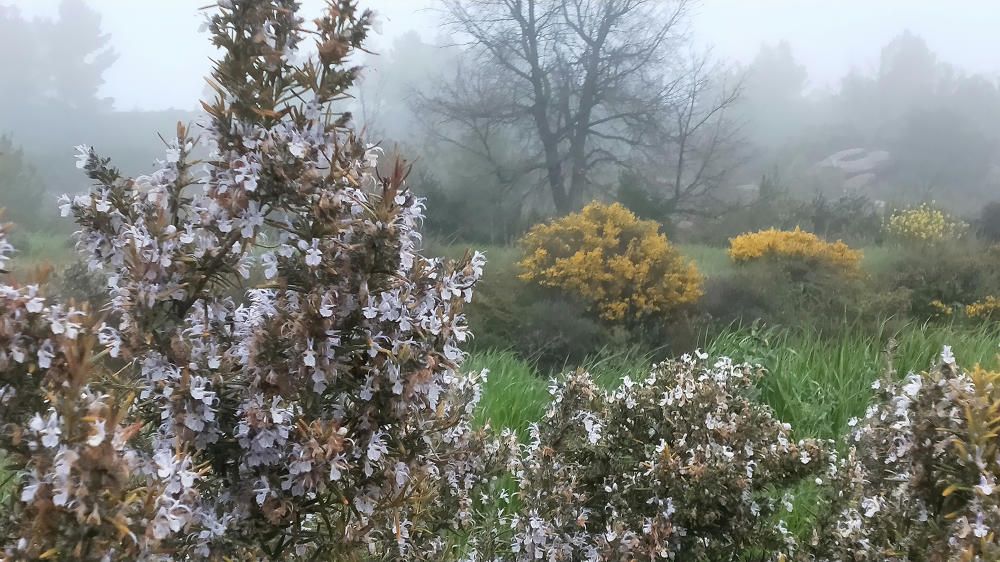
[466,350,548,434]
[468,347,654,435]
[707,321,1000,440]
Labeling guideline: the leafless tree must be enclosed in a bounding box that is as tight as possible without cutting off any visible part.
[413,59,543,241]
[631,54,747,218]
[427,0,693,214]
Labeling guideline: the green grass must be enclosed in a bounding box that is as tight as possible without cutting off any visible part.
[469,347,655,434]
[471,321,1000,443]
[422,238,517,266]
[859,245,898,275]
[467,350,549,434]
[0,457,8,506]
[706,320,1000,440]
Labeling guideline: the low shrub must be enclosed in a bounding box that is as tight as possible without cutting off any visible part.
[518,202,703,324]
[884,202,967,246]
[0,136,49,231]
[728,227,863,278]
[50,260,107,307]
[812,351,1000,560]
[428,241,618,367]
[699,261,898,330]
[699,262,788,325]
[507,354,828,561]
[884,240,1000,319]
[713,230,879,328]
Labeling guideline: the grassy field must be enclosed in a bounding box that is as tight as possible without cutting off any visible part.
[410,238,1000,442]
[466,319,1000,541]
[469,347,654,433]
[473,321,1000,441]
[707,321,1000,439]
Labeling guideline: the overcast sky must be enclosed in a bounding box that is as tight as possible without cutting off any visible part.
[5,0,1000,111]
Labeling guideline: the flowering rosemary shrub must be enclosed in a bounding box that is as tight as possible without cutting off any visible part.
[0,221,130,559]
[509,353,828,561]
[884,202,967,246]
[812,349,1000,561]
[0,1,501,559]
[517,202,702,322]
[728,227,863,278]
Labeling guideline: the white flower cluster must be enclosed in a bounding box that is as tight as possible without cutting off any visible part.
[0,219,146,560]
[813,350,1000,560]
[509,353,827,561]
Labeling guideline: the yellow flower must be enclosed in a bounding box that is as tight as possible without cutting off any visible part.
[966,296,1000,320]
[884,203,966,245]
[518,202,703,322]
[728,227,863,276]
[929,299,953,317]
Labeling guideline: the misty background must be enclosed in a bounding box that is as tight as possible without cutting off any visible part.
[3,0,1000,244]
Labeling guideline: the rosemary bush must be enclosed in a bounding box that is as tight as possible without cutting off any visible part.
[1,1,502,559]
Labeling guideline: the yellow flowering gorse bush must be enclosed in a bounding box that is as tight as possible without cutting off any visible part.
[966,296,1000,320]
[728,227,863,276]
[885,202,967,245]
[518,202,702,322]
[929,299,954,317]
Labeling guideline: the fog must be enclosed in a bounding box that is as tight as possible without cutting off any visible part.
[3,0,1000,243]
[8,0,1000,111]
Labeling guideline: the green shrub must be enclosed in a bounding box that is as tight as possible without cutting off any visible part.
[808,193,885,245]
[884,240,1000,319]
[50,260,107,307]
[699,262,788,325]
[429,241,616,366]
[0,136,49,231]
[699,258,897,331]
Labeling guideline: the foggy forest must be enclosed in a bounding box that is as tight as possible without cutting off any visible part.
[1,0,1000,560]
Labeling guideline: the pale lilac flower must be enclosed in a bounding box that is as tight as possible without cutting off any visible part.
[74,144,91,169]
[305,240,322,267]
